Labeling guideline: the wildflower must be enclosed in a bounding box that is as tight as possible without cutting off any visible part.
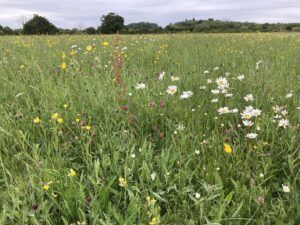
[51,113,59,120]
[259,173,264,178]
[102,41,109,47]
[244,94,254,102]
[20,64,25,69]
[281,110,288,116]
[282,184,290,193]
[82,125,91,130]
[166,85,177,95]
[237,74,245,81]
[158,71,165,80]
[34,117,41,124]
[149,217,160,225]
[60,62,67,69]
[63,104,68,109]
[43,184,50,191]
[86,45,93,51]
[195,149,200,155]
[230,108,239,113]
[207,79,212,84]
[246,133,258,139]
[199,86,206,90]
[285,93,293,98]
[57,118,63,124]
[171,76,180,81]
[180,91,193,99]
[146,196,156,205]
[68,169,76,177]
[211,89,220,94]
[243,120,254,127]
[217,107,230,115]
[150,172,156,181]
[278,119,289,128]
[177,123,185,131]
[215,77,229,90]
[204,70,209,74]
[135,83,146,90]
[224,143,232,154]
[241,111,252,120]
[195,192,201,199]
[211,98,218,103]
[252,109,262,117]
[119,177,127,187]
[42,181,52,191]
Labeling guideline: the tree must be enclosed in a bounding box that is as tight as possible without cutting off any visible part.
[99,12,124,34]
[23,14,58,35]
[126,22,162,34]
[84,27,97,34]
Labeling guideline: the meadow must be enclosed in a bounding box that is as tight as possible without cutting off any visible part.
[0,33,299,225]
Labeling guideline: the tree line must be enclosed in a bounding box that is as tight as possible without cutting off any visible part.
[1,13,300,35]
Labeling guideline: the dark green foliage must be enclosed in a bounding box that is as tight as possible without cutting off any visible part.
[164,19,300,33]
[22,14,59,35]
[125,22,163,34]
[98,12,124,34]
[84,27,97,35]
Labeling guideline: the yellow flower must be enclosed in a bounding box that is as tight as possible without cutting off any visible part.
[102,41,109,47]
[119,177,127,187]
[68,168,76,177]
[34,116,41,124]
[85,125,91,130]
[224,143,232,154]
[62,52,66,59]
[253,145,258,150]
[146,196,156,206]
[70,50,76,56]
[86,45,93,51]
[60,62,67,69]
[263,141,269,146]
[149,217,160,225]
[63,104,68,109]
[20,64,25,69]
[57,117,63,124]
[75,118,80,123]
[42,181,52,190]
[51,113,59,120]
[43,184,49,190]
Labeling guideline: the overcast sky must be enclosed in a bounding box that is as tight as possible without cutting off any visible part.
[1,0,300,29]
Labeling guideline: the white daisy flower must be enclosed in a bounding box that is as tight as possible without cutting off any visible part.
[243,120,254,127]
[246,133,258,139]
[217,107,230,115]
[135,83,146,89]
[171,76,180,82]
[211,89,220,94]
[237,74,245,81]
[282,184,290,193]
[244,94,254,102]
[158,71,165,80]
[166,85,177,95]
[180,91,193,99]
[278,119,289,128]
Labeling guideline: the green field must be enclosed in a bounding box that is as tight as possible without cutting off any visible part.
[0,33,299,225]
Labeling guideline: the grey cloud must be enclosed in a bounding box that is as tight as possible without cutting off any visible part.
[0,0,300,28]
